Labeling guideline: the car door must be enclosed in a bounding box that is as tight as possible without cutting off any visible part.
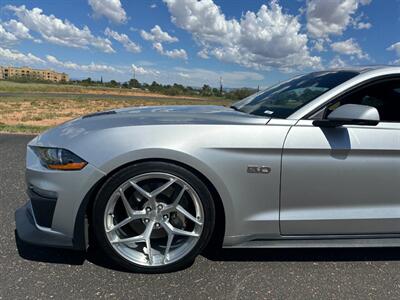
[280,77,400,235]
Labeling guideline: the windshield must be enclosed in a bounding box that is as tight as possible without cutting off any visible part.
[232,71,359,118]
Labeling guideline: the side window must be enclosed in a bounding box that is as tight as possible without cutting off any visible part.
[325,79,400,122]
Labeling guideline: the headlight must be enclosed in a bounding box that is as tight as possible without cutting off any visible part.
[31,147,87,171]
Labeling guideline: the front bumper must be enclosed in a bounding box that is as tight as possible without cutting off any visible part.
[15,145,106,250]
[15,201,75,249]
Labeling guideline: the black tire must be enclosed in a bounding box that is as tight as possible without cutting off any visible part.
[92,161,215,273]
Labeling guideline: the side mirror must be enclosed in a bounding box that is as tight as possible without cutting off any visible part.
[313,104,380,128]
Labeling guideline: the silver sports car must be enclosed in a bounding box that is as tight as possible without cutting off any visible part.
[16,66,400,273]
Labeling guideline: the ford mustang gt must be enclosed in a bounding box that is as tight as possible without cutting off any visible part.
[16,66,400,273]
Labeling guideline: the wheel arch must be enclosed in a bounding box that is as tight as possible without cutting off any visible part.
[73,158,226,251]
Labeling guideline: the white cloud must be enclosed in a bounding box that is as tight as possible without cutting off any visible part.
[150,4,157,9]
[174,67,264,87]
[6,5,115,53]
[387,42,400,65]
[312,39,325,52]
[153,42,188,60]
[389,59,400,65]
[105,28,141,53]
[140,25,184,60]
[355,21,371,30]
[132,64,160,76]
[0,47,45,65]
[131,66,263,88]
[306,0,372,39]
[391,59,400,65]
[46,55,123,73]
[3,19,33,40]
[178,72,190,78]
[88,0,127,23]
[331,38,368,59]
[0,19,42,44]
[164,0,320,71]
[351,12,372,30]
[329,56,347,68]
[387,42,400,56]
[0,24,18,45]
[197,48,209,59]
[164,0,240,44]
[140,25,178,43]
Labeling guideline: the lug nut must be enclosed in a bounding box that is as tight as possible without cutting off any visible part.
[144,218,150,223]
[146,207,151,212]
[155,222,160,228]
[157,204,163,210]
[163,215,169,220]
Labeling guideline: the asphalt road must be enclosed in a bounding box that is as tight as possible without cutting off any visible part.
[1,134,400,299]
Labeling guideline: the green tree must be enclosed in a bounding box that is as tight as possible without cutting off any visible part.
[149,81,161,92]
[81,77,92,86]
[201,84,212,96]
[225,88,255,100]
[128,78,141,88]
[108,80,119,87]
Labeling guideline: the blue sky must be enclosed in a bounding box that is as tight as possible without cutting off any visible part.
[0,0,399,88]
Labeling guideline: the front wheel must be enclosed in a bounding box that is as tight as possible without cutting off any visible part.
[92,161,215,273]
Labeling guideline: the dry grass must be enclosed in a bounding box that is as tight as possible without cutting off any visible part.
[0,80,214,99]
[0,93,233,133]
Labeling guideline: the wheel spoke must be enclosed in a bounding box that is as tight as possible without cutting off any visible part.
[164,233,174,264]
[119,188,133,216]
[172,186,186,207]
[143,221,155,264]
[150,178,176,197]
[111,234,144,244]
[145,238,153,265]
[161,186,187,214]
[107,216,133,233]
[164,222,199,237]
[107,206,147,233]
[111,219,154,245]
[130,181,152,200]
[176,205,203,226]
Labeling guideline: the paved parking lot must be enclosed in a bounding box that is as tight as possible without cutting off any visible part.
[1,133,400,299]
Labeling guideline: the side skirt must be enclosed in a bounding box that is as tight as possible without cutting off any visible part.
[225,236,400,248]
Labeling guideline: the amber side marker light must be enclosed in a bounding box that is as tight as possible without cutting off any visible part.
[31,147,88,171]
[47,162,88,170]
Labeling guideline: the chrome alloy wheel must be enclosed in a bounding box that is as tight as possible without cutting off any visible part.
[104,172,204,267]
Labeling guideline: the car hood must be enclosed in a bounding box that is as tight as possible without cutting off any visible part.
[56,105,269,131]
[82,105,268,125]
[31,105,270,147]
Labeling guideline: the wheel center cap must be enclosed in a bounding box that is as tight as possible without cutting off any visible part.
[148,210,157,219]
[145,202,166,222]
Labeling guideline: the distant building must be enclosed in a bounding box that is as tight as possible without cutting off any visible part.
[0,66,69,82]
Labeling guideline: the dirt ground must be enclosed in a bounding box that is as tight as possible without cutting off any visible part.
[0,94,232,132]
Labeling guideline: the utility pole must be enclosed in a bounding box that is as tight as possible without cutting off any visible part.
[133,68,136,80]
[219,76,223,95]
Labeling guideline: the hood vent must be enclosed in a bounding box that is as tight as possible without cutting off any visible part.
[82,110,116,119]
